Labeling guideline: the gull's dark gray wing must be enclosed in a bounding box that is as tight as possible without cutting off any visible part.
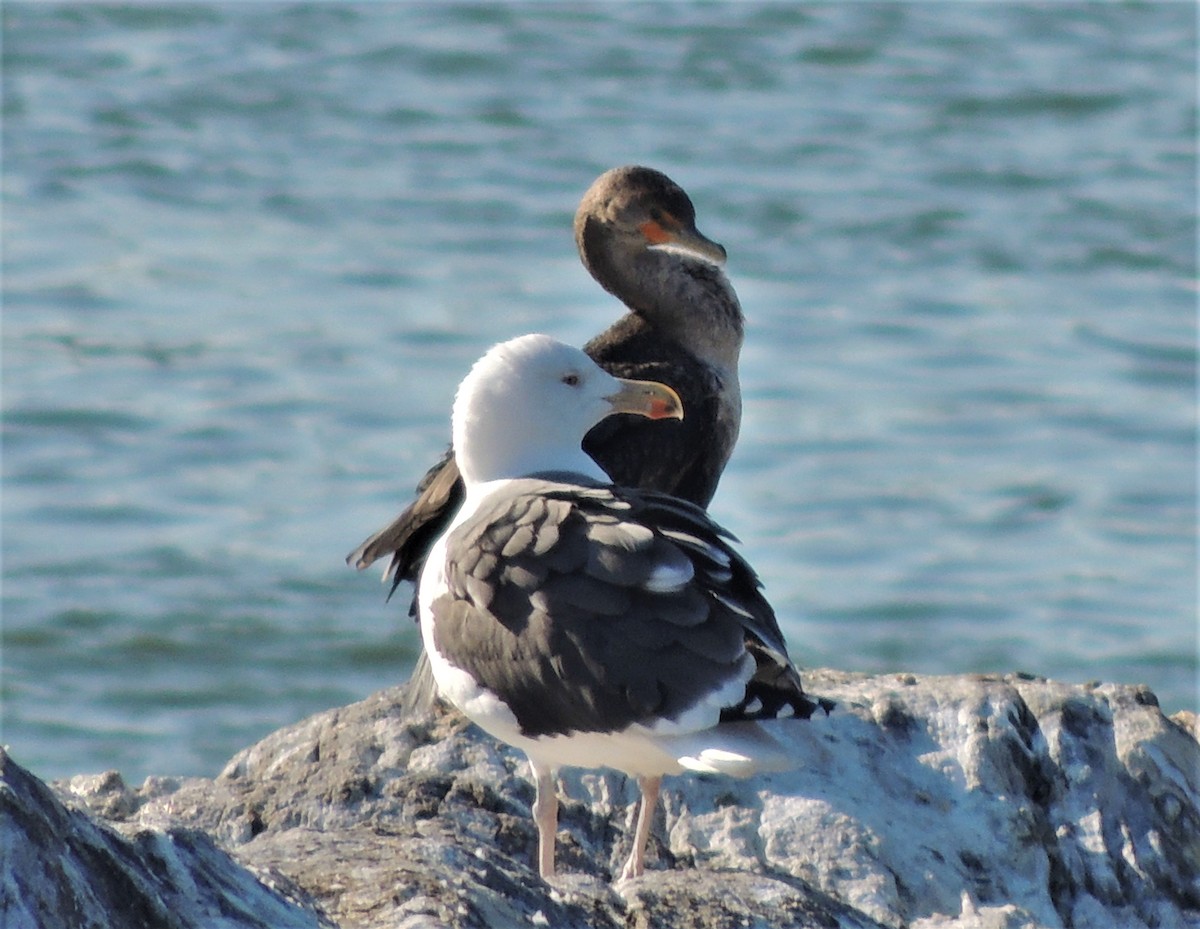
[427,479,825,740]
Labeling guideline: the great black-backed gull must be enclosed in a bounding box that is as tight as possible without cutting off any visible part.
[419,333,825,881]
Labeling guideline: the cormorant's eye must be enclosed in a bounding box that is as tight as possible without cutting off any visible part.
[562,373,580,387]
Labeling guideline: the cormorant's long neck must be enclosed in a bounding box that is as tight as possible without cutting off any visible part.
[579,221,744,375]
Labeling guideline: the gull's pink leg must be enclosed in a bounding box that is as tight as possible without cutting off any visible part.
[619,775,661,880]
[530,759,558,879]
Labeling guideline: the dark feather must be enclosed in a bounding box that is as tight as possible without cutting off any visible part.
[429,478,827,739]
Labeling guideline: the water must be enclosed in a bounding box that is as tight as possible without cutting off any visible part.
[3,3,1195,784]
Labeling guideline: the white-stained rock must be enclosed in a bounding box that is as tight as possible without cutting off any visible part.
[3,670,1196,929]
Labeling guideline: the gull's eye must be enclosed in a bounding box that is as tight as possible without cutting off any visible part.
[561,372,580,387]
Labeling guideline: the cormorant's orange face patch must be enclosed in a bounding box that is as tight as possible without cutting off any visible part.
[638,220,675,245]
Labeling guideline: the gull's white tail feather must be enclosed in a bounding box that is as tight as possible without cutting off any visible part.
[662,721,796,777]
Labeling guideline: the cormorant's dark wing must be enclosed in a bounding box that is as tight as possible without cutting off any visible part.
[346,448,462,600]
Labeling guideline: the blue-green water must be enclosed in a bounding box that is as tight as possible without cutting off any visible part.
[3,3,1196,784]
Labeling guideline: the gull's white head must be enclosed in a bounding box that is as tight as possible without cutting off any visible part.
[451,334,683,488]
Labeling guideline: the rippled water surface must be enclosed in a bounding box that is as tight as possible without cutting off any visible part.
[3,3,1196,782]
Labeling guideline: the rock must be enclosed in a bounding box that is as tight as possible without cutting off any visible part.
[3,670,1197,929]
[0,744,330,929]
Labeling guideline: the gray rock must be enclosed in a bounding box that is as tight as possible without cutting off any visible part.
[0,745,330,929]
[4,670,1197,929]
